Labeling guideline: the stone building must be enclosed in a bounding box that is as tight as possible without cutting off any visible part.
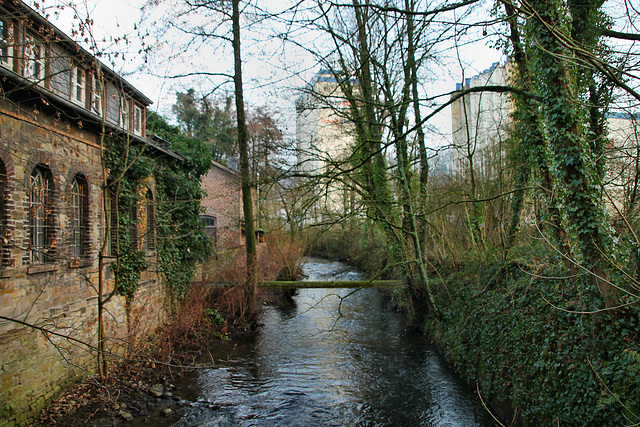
[0,2,181,425]
[200,160,244,252]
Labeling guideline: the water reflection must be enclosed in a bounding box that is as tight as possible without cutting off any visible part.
[173,258,495,426]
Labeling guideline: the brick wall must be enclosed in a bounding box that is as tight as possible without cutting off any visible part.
[200,161,244,252]
[0,100,168,426]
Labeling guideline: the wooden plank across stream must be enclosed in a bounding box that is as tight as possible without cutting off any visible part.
[202,280,402,289]
[260,280,402,289]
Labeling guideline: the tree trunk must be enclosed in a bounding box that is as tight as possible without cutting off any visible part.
[232,0,258,319]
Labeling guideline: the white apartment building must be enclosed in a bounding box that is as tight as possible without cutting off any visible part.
[450,62,512,180]
[451,61,640,219]
[296,70,357,220]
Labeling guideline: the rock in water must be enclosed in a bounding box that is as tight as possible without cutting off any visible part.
[149,384,164,397]
[118,410,134,422]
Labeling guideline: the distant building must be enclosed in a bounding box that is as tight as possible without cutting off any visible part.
[451,61,640,219]
[296,70,354,174]
[295,70,357,221]
[604,112,640,217]
[450,62,512,179]
[200,161,244,252]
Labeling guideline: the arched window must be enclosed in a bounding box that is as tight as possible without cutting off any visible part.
[144,189,155,252]
[29,165,53,264]
[0,159,7,266]
[70,174,88,260]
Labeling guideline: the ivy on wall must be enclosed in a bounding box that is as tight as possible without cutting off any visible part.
[102,112,211,302]
[103,135,153,301]
[147,112,212,299]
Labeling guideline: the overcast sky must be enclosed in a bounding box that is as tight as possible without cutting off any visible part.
[30,0,505,145]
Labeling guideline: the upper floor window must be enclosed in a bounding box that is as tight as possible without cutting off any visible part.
[91,74,103,116]
[71,66,85,105]
[0,18,13,68]
[29,165,53,264]
[23,33,45,84]
[121,97,130,130]
[133,104,142,135]
[70,174,88,260]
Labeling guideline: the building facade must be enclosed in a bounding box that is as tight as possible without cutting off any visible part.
[450,62,512,179]
[0,2,178,425]
[450,61,640,218]
[200,161,244,252]
[295,69,357,221]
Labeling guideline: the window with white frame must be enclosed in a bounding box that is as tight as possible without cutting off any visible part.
[200,215,217,251]
[91,74,103,116]
[0,18,13,68]
[133,104,142,135]
[121,97,130,130]
[70,66,85,104]
[24,34,45,84]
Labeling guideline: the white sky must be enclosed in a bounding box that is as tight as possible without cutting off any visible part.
[30,0,505,146]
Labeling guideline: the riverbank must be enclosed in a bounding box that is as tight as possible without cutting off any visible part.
[421,260,640,426]
[309,227,640,424]
[33,286,286,426]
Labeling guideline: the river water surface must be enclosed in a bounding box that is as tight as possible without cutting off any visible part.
[171,258,495,426]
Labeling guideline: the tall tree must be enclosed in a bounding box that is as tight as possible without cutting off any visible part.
[232,0,258,319]
[173,89,237,161]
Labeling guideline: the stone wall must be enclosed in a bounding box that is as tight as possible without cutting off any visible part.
[0,99,167,426]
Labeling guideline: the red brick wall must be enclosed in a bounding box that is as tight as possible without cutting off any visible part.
[200,162,244,251]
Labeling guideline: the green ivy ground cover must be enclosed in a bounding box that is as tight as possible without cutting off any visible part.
[425,262,640,426]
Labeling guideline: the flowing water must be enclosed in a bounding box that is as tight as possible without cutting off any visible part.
[169,258,496,426]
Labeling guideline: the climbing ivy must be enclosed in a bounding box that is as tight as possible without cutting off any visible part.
[427,260,640,425]
[103,135,153,302]
[102,114,210,302]
[147,112,212,299]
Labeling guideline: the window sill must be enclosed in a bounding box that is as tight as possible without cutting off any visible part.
[0,268,15,279]
[27,264,59,275]
[69,258,92,269]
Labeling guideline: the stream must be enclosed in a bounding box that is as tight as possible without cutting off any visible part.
[167,257,496,426]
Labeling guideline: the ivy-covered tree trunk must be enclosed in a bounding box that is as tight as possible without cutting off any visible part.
[232,0,258,319]
[503,2,565,256]
[526,0,616,306]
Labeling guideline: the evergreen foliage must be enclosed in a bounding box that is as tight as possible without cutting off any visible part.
[103,135,152,302]
[427,257,640,425]
[102,113,211,302]
[147,112,212,299]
